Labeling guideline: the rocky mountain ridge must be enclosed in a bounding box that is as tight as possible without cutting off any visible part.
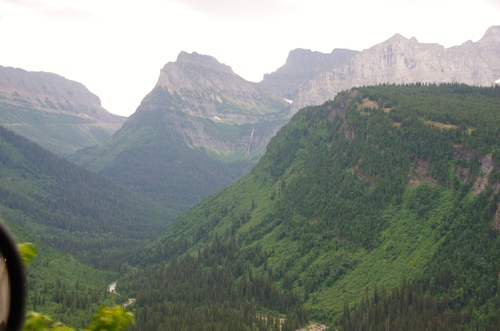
[290,26,500,112]
[4,26,499,158]
[0,66,126,155]
[0,66,123,122]
[130,51,290,154]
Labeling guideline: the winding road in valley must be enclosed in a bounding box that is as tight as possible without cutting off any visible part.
[107,281,136,308]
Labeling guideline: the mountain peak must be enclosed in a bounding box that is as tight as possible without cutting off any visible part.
[259,48,358,99]
[385,33,418,44]
[175,51,233,73]
[0,65,101,105]
[145,50,289,125]
[478,25,500,45]
[389,33,406,40]
[483,25,500,38]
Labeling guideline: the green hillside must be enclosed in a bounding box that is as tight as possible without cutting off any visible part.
[0,125,174,326]
[0,101,119,156]
[119,84,500,330]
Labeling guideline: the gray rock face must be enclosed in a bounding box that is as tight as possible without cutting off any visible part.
[291,26,500,113]
[259,48,358,100]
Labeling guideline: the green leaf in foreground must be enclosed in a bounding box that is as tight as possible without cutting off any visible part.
[18,243,37,266]
[21,244,134,331]
[24,307,134,331]
[85,306,135,331]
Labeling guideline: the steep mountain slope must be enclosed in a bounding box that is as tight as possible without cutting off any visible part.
[121,84,500,330]
[0,125,172,267]
[0,124,176,326]
[0,66,126,155]
[259,48,358,100]
[73,52,290,212]
[291,26,500,113]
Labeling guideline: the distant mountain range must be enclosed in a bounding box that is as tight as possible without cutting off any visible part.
[71,51,290,212]
[290,26,500,113]
[2,26,499,214]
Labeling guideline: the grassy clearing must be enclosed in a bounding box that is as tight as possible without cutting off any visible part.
[423,120,458,130]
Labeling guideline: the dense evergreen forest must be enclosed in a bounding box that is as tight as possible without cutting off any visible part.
[0,126,175,326]
[119,83,500,330]
[120,236,308,330]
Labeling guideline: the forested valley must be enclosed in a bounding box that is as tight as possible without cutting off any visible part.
[0,125,174,326]
[2,83,500,330]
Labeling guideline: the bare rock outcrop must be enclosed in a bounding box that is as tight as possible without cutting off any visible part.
[472,154,494,195]
[153,51,289,119]
[493,201,500,231]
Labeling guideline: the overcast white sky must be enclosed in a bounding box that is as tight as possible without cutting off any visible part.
[1,0,499,116]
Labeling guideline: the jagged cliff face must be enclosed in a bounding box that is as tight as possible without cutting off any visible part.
[131,52,290,154]
[0,66,126,155]
[259,48,358,100]
[291,26,500,113]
